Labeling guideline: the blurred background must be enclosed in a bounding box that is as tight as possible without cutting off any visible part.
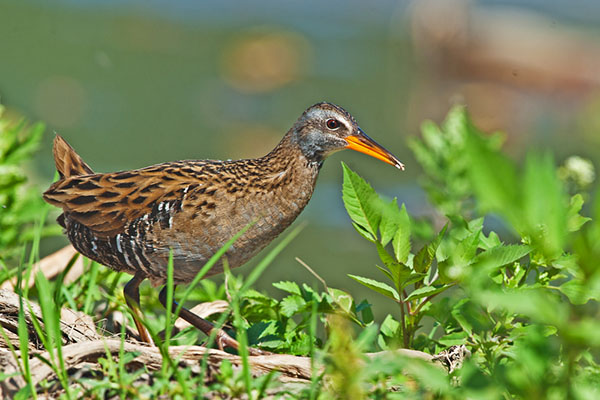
[1,0,599,318]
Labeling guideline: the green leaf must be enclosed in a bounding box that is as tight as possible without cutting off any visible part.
[348,274,400,301]
[280,295,306,317]
[379,199,412,258]
[414,224,447,273]
[553,254,579,274]
[382,259,420,290]
[405,285,448,301]
[392,204,411,263]
[558,279,600,305]
[328,288,354,314]
[357,301,374,325]
[5,123,44,165]
[451,307,473,335]
[244,289,273,301]
[379,314,400,337]
[521,152,567,261]
[472,244,532,272]
[451,229,481,268]
[437,331,469,347]
[567,194,591,232]
[376,242,397,269]
[438,228,482,282]
[379,198,400,247]
[401,272,427,290]
[475,287,568,326]
[342,162,383,241]
[465,126,519,222]
[376,265,394,283]
[351,222,376,242]
[564,318,600,348]
[467,217,484,232]
[421,119,446,154]
[272,281,301,296]
[479,230,502,250]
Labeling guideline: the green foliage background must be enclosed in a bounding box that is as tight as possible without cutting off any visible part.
[0,106,59,271]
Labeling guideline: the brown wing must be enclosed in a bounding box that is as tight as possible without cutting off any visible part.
[43,170,176,236]
[44,135,191,236]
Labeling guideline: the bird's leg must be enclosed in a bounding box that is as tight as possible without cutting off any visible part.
[158,286,269,356]
[123,272,154,345]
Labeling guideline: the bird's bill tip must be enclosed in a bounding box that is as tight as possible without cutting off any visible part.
[345,132,405,170]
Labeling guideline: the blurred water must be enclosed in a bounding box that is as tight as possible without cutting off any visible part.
[22,0,600,25]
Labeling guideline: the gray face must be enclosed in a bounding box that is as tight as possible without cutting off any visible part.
[292,103,359,162]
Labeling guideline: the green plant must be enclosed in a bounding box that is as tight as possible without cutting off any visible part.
[340,105,600,398]
[0,107,58,271]
[343,161,454,349]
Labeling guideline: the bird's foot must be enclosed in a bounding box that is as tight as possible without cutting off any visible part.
[213,329,272,356]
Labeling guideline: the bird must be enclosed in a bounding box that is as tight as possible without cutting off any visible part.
[43,102,404,354]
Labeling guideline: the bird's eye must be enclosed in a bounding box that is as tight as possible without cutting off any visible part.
[326,119,340,130]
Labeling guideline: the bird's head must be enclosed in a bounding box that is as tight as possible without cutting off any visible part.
[291,102,404,170]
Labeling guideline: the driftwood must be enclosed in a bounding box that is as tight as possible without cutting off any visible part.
[0,246,466,397]
[0,289,100,351]
[0,339,314,395]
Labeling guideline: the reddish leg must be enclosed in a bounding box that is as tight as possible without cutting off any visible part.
[158,286,269,356]
[123,272,154,345]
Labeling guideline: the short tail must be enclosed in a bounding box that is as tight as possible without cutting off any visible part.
[52,134,94,178]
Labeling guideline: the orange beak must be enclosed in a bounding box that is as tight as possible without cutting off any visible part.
[345,129,405,170]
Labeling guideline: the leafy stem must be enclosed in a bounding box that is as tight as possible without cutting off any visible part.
[398,291,408,348]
